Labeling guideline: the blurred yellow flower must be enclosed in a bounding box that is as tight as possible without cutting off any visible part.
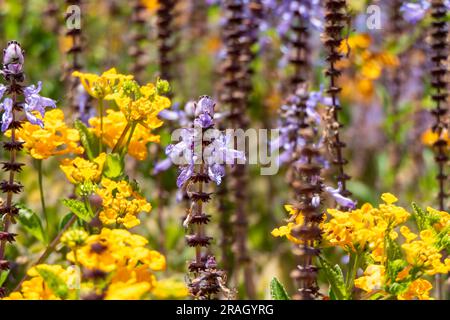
[96,178,152,229]
[421,128,448,148]
[60,153,106,184]
[9,109,84,159]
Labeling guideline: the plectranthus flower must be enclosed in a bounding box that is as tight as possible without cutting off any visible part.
[174,96,236,300]
[0,41,56,297]
[162,96,244,187]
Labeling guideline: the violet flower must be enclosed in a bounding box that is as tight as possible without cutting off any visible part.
[324,183,357,210]
[163,96,245,188]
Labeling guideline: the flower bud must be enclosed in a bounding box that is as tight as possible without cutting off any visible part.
[3,41,24,74]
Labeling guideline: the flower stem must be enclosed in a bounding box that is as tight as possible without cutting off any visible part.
[37,160,48,236]
[121,122,137,157]
[345,252,360,298]
[13,214,77,291]
[111,122,131,154]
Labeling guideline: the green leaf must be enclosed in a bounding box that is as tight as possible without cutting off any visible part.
[103,153,124,179]
[16,204,46,243]
[319,256,348,300]
[411,202,428,231]
[61,199,92,222]
[269,277,290,300]
[74,120,98,160]
[0,270,9,287]
[35,267,69,299]
[59,213,74,231]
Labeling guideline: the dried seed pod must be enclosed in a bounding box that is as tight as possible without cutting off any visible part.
[429,0,448,211]
[322,0,352,201]
[129,0,148,83]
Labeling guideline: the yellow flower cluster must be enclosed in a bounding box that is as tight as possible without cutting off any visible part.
[95,178,152,229]
[397,279,433,300]
[400,227,449,275]
[323,193,409,254]
[111,80,171,124]
[89,110,160,160]
[4,229,186,300]
[338,33,398,102]
[67,228,166,299]
[354,264,385,293]
[73,68,133,100]
[10,109,84,159]
[3,264,78,300]
[60,153,106,184]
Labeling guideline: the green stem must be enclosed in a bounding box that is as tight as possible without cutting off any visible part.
[111,122,131,154]
[98,99,104,153]
[121,122,137,157]
[37,160,48,236]
[345,252,360,299]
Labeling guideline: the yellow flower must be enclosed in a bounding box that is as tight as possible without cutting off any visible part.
[397,279,433,300]
[60,153,106,184]
[152,278,189,299]
[354,264,385,293]
[322,193,409,255]
[426,206,450,231]
[61,229,89,248]
[72,68,133,100]
[401,230,449,275]
[270,205,306,244]
[421,128,448,148]
[67,228,166,274]
[141,0,159,12]
[8,109,84,159]
[89,110,160,160]
[96,178,152,229]
[105,282,151,300]
[381,193,398,205]
[112,80,171,123]
[4,264,77,300]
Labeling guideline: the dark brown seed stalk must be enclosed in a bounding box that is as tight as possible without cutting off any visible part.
[289,87,324,300]
[0,41,26,297]
[157,0,177,87]
[188,0,208,38]
[282,1,313,293]
[430,0,449,300]
[429,0,448,212]
[219,0,255,299]
[322,0,351,200]
[64,0,86,116]
[129,0,148,83]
